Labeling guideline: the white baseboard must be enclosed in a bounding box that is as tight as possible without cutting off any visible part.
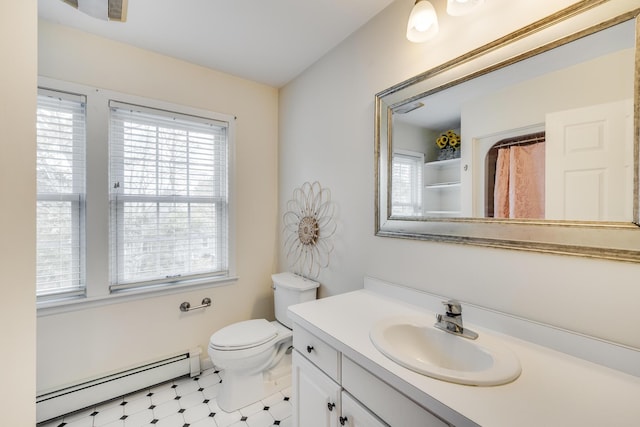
[36,349,202,424]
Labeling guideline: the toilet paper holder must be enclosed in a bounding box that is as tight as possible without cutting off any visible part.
[180,297,212,312]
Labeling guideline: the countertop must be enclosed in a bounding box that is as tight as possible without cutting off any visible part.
[288,288,640,427]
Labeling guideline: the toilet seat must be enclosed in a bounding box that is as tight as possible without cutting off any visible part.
[209,319,278,351]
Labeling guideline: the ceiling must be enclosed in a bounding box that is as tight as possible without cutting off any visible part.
[38,0,396,88]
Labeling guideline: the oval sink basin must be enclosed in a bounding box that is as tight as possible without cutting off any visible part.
[370,315,521,386]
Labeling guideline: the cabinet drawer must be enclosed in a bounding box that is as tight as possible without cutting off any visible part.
[342,356,449,427]
[293,326,340,382]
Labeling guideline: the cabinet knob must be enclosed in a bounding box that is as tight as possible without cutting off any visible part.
[340,416,348,425]
[306,345,314,354]
[327,402,336,411]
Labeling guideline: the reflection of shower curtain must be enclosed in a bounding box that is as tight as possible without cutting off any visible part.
[494,142,545,219]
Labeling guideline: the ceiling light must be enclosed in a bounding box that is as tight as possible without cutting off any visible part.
[406,0,439,43]
[446,0,485,16]
[61,0,128,22]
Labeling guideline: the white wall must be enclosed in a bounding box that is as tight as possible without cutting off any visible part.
[463,48,633,141]
[37,21,280,392]
[278,0,640,351]
[0,1,37,424]
[393,121,431,156]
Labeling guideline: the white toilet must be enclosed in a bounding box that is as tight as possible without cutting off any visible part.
[208,272,319,412]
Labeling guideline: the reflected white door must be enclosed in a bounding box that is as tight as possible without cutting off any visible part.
[545,99,633,221]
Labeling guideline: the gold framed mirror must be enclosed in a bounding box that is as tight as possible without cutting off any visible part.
[375,0,640,262]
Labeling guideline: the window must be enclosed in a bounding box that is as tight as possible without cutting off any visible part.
[36,89,86,298]
[391,150,423,217]
[36,78,236,309]
[109,101,230,290]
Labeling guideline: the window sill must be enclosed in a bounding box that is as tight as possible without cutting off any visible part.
[36,275,239,317]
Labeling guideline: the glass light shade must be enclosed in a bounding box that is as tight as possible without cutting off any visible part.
[406,0,439,43]
[446,0,485,16]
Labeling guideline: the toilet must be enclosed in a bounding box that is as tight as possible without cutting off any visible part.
[208,272,319,412]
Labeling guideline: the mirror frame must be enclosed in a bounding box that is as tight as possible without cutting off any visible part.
[375,1,640,262]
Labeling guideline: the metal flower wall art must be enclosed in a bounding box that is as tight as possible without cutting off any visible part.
[283,181,336,279]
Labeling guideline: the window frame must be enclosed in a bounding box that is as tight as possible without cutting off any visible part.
[36,88,87,300]
[36,77,237,314]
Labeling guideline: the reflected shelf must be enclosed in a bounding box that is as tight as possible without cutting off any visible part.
[425,182,461,189]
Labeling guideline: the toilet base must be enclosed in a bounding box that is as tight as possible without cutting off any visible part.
[216,352,292,412]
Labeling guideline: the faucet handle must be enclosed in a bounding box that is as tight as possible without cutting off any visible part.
[442,300,462,315]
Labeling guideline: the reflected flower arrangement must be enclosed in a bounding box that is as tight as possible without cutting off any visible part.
[283,181,336,279]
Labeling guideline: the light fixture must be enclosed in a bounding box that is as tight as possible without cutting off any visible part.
[446,0,485,16]
[406,0,439,43]
[61,0,128,22]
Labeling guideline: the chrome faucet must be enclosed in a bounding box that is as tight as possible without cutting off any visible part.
[434,300,478,340]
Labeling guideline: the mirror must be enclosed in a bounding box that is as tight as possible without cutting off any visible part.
[394,20,634,221]
[375,1,640,262]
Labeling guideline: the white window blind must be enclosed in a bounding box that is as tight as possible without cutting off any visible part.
[109,101,229,289]
[391,151,423,217]
[36,88,86,297]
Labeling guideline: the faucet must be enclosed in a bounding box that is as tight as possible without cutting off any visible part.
[434,300,478,340]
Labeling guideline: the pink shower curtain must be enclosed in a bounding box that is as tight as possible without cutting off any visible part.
[494,142,545,219]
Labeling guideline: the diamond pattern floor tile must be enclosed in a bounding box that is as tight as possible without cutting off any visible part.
[182,402,210,424]
[179,390,206,410]
[38,368,292,427]
[123,395,153,415]
[246,410,275,427]
[239,401,264,417]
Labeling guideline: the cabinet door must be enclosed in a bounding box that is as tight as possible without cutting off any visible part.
[341,356,450,427]
[340,392,388,427]
[292,350,341,427]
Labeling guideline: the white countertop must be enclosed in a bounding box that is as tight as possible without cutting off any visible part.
[288,288,640,427]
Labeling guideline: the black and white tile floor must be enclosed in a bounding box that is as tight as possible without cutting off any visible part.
[38,368,292,427]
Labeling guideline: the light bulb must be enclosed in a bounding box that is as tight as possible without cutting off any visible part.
[406,0,439,43]
[413,11,433,32]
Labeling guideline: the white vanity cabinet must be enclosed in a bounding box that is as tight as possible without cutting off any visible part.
[292,351,341,427]
[292,351,387,427]
[292,324,451,427]
[289,281,640,427]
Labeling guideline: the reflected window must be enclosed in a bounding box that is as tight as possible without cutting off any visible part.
[392,150,424,216]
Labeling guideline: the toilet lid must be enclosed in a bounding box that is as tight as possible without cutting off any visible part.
[210,319,278,349]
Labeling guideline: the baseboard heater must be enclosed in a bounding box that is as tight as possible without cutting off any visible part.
[36,348,201,424]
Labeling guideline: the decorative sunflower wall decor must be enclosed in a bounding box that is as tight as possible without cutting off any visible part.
[283,181,336,279]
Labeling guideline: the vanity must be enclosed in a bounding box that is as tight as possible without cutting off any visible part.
[288,277,640,427]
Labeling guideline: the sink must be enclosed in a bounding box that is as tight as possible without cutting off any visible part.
[370,315,521,386]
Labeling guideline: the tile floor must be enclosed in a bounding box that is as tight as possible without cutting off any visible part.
[38,368,292,427]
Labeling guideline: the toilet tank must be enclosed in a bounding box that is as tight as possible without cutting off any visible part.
[272,272,319,329]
